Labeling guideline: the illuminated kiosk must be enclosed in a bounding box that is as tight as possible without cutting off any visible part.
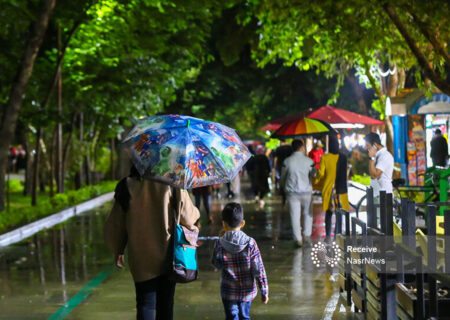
[388,89,450,185]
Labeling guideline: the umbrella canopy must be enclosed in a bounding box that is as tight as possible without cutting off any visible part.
[271,117,335,139]
[259,112,307,131]
[260,105,383,131]
[308,105,384,127]
[122,115,250,189]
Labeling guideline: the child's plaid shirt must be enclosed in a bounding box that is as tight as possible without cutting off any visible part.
[212,233,268,302]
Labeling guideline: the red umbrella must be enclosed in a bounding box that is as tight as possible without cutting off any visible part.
[308,105,384,127]
[259,106,383,131]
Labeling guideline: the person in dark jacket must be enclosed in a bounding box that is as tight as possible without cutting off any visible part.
[430,129,449,167]
[246,145,271,209]
[192,186,213,223]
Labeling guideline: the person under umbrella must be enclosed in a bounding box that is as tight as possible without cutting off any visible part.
[104,164,200,320]
[104,115,250,320]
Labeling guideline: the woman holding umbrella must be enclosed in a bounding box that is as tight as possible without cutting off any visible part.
[104,164,200,320]
[104,115,250,320]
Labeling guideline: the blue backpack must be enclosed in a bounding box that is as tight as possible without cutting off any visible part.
[169,188,198,283]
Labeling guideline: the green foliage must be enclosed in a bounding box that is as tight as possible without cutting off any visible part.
[371,99,385,120]
[244,0,450,103]
[0,181,116,233]
[6,179,24,193]
[95,146,112,175]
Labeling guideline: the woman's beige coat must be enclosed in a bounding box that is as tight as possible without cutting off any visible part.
[104,178,200,282]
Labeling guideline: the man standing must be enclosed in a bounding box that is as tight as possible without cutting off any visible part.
[281,139,314,247]
[430,129,448,167]
[365,133,394,196]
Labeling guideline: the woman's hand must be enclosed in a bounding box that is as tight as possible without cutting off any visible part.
[115,254,125,269]
[261,294,269,304]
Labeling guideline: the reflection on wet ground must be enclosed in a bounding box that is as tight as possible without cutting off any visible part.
[0,181,355,319]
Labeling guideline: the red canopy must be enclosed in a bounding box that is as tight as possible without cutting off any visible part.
[308,105,384,125]
[259,105,383,131]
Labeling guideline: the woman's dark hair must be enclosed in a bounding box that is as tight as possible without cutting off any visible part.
[222,202,244,228]
[129,163,141,178]
[328,134,339,154]
[114,163,141,212]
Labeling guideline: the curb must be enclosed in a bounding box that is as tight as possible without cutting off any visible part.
[0,192,114,247]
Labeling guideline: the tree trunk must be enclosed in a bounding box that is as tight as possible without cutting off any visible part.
[49,130,56,197]
[384,66,399,154]
[75,112,84,189]
[32,128,42,206]
[408,10,450,66]
[23,130,33,196]
[63,113,76,180]
[56,25,64,194]
[110,138,116,180]
[0,0,56,211]
[363,57,394,154]
[398,68,406,91]
[84,155,91,186]
[383,3,450,95]
[347,72,369,115]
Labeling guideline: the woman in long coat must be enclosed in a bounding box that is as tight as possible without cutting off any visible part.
[104,166,200,320]
[314,135,348,238]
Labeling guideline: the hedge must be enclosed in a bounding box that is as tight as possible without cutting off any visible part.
[0,181,117,234]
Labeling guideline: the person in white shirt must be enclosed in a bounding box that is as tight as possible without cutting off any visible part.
[364,132,394,197]
[280,139,314,247]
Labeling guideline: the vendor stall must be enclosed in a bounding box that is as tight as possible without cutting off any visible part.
[388,89,450,186]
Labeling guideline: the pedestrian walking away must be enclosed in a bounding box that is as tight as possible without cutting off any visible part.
[193,185,213,224]
[246,145,271,209]
[314,134,340,239]
[281,139,314,247]
[212,203,269,320]
[104,165,200,320]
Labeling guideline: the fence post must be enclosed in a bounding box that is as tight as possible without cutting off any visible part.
[379,191,386,233]
[445,210,450,273]
[427,205,438,318]
[401,200,416,249]
[386,193,393,237]
[367,187,376,228]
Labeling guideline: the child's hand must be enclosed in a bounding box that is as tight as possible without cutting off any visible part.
[261,294,269,304]
[115,254,125,269]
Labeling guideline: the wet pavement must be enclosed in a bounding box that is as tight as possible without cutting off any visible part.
[0,179,356,319]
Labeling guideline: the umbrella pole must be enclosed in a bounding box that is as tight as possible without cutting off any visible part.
[326,135,329,153]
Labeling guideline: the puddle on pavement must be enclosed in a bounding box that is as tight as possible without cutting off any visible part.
[0,190,340,319]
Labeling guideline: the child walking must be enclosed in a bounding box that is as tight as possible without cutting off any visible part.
[212,203,269,320]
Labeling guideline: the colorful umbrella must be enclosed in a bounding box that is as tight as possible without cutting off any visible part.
[271,117,335,139]
[122,115,250,189]
[260,105,383,131]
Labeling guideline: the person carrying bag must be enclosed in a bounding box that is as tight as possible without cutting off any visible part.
[104,166,200,320]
